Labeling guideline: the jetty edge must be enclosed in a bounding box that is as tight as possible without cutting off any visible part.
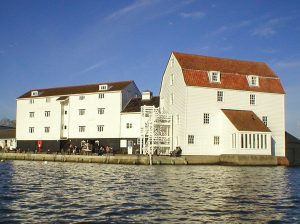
[0,153,290,166]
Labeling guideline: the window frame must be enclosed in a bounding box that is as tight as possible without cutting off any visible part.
[250,94,256,105]
[188,135,194,144]
[79,126,86,133]
[203,113,210,124]
[45,111,51,117]
[217,90,224,102]
[44,127,50,133]
[97,125,104,132]
[98,108,105,115]
[79,109,86,116]
[29,127,35,133]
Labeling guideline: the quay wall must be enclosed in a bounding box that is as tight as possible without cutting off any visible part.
[0,153,283,166]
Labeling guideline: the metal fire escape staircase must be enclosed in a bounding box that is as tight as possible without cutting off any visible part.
[140,106,172,158]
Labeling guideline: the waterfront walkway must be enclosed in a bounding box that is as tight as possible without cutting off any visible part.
[0,152,285,166]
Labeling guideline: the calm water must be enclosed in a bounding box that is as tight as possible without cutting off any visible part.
[0,161,300,223]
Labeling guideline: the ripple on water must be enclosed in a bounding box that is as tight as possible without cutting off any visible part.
[0,161,300,223]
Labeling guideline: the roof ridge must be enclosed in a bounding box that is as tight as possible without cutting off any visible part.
[30,80,133,92]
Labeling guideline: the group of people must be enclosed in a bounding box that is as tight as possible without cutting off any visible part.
[64,143,114,156]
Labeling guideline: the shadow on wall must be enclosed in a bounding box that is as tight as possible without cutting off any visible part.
[271,137,276,156]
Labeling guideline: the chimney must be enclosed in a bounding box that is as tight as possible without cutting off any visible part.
[142,90,152,101]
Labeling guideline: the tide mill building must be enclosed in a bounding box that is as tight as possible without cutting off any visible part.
[16,52,285,156]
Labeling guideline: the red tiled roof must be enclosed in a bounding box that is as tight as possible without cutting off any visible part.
[17,81,133,99]
[222,109,271,132]
[122,96,160,112]
[183,70,285,94]
[173,52,285,94]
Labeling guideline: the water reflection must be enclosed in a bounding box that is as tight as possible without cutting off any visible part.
[0,161,299,223]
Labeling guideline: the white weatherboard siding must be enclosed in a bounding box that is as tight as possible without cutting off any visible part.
[16,97,61,140]
[220,112,271,155]
[160,54,187,153]
[16,82,141,144]
[185,87,285,156]
[160,52,285,156]
[120,113,140,139]
[68,91,122,139]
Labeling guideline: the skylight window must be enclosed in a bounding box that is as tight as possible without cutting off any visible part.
[31,91,39,96]
[208,71,221,83]
[99,84,108,90]
[247,75,259,87]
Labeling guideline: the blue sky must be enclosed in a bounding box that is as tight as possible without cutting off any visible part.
[0,0,299,138]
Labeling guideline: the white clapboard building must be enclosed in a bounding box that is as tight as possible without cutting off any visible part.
[160,52,285,156]
[16,81,141,152]
[120,91,160,154]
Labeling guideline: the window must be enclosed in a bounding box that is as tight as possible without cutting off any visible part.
[137,138,140,145]
[209,71,220,83]
[188,135,194,144]
[203,113,210,124]
[99,93,105,99]
[46,97,51,103]
[170,93,174,105]
[97,125,104,132]
[64,125,67,130]
[170,58,174,67]
[98,108,105,115]
[31,91,38,96]
[29,127,34,133]
[29,112,34,118]
[217,91,224,102]
[262,116,268,126]
[64,110,67,115]
[170,74,174,86]
[214,136,220,145]
[99,84,108,90]
[126,123,132,129]
[45,111,50,117]
[44,127,50,133]
[29,99,34,104]
[241,134,244,148]
[79,95,85,100]
[250,94,256,105]
[232,134,236,148]
[79,126,86,132]
[79,109,85,115]
[248,75,259,87]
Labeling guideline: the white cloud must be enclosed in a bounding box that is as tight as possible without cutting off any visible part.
[209,20,253,36]
[105,0,153,21]
[274,59,300,69]
[180,11,205,19]
[80,60,107,74]
[252,17,291,37]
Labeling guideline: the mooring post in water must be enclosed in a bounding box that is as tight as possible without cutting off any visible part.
[149,153,152,165]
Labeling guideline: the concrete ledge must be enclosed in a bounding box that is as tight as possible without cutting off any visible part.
[0,153,283,166]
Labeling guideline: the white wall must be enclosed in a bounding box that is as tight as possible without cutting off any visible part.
[16,85,141,142]
[16,96,61,140]
[185,86,285,156]
[160,53,187,152]
[120,113,140,138]
[159,53,285,156]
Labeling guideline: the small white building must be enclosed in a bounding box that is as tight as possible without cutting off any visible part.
[120,91,160,154]
[16,80,141,152]
[0,127,16,150]
[160,52,285,156]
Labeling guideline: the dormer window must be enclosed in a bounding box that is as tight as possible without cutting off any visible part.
[248,75,259,87]
[99,84,108,90]
[31,91,39,96]
[208,71,220,83]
